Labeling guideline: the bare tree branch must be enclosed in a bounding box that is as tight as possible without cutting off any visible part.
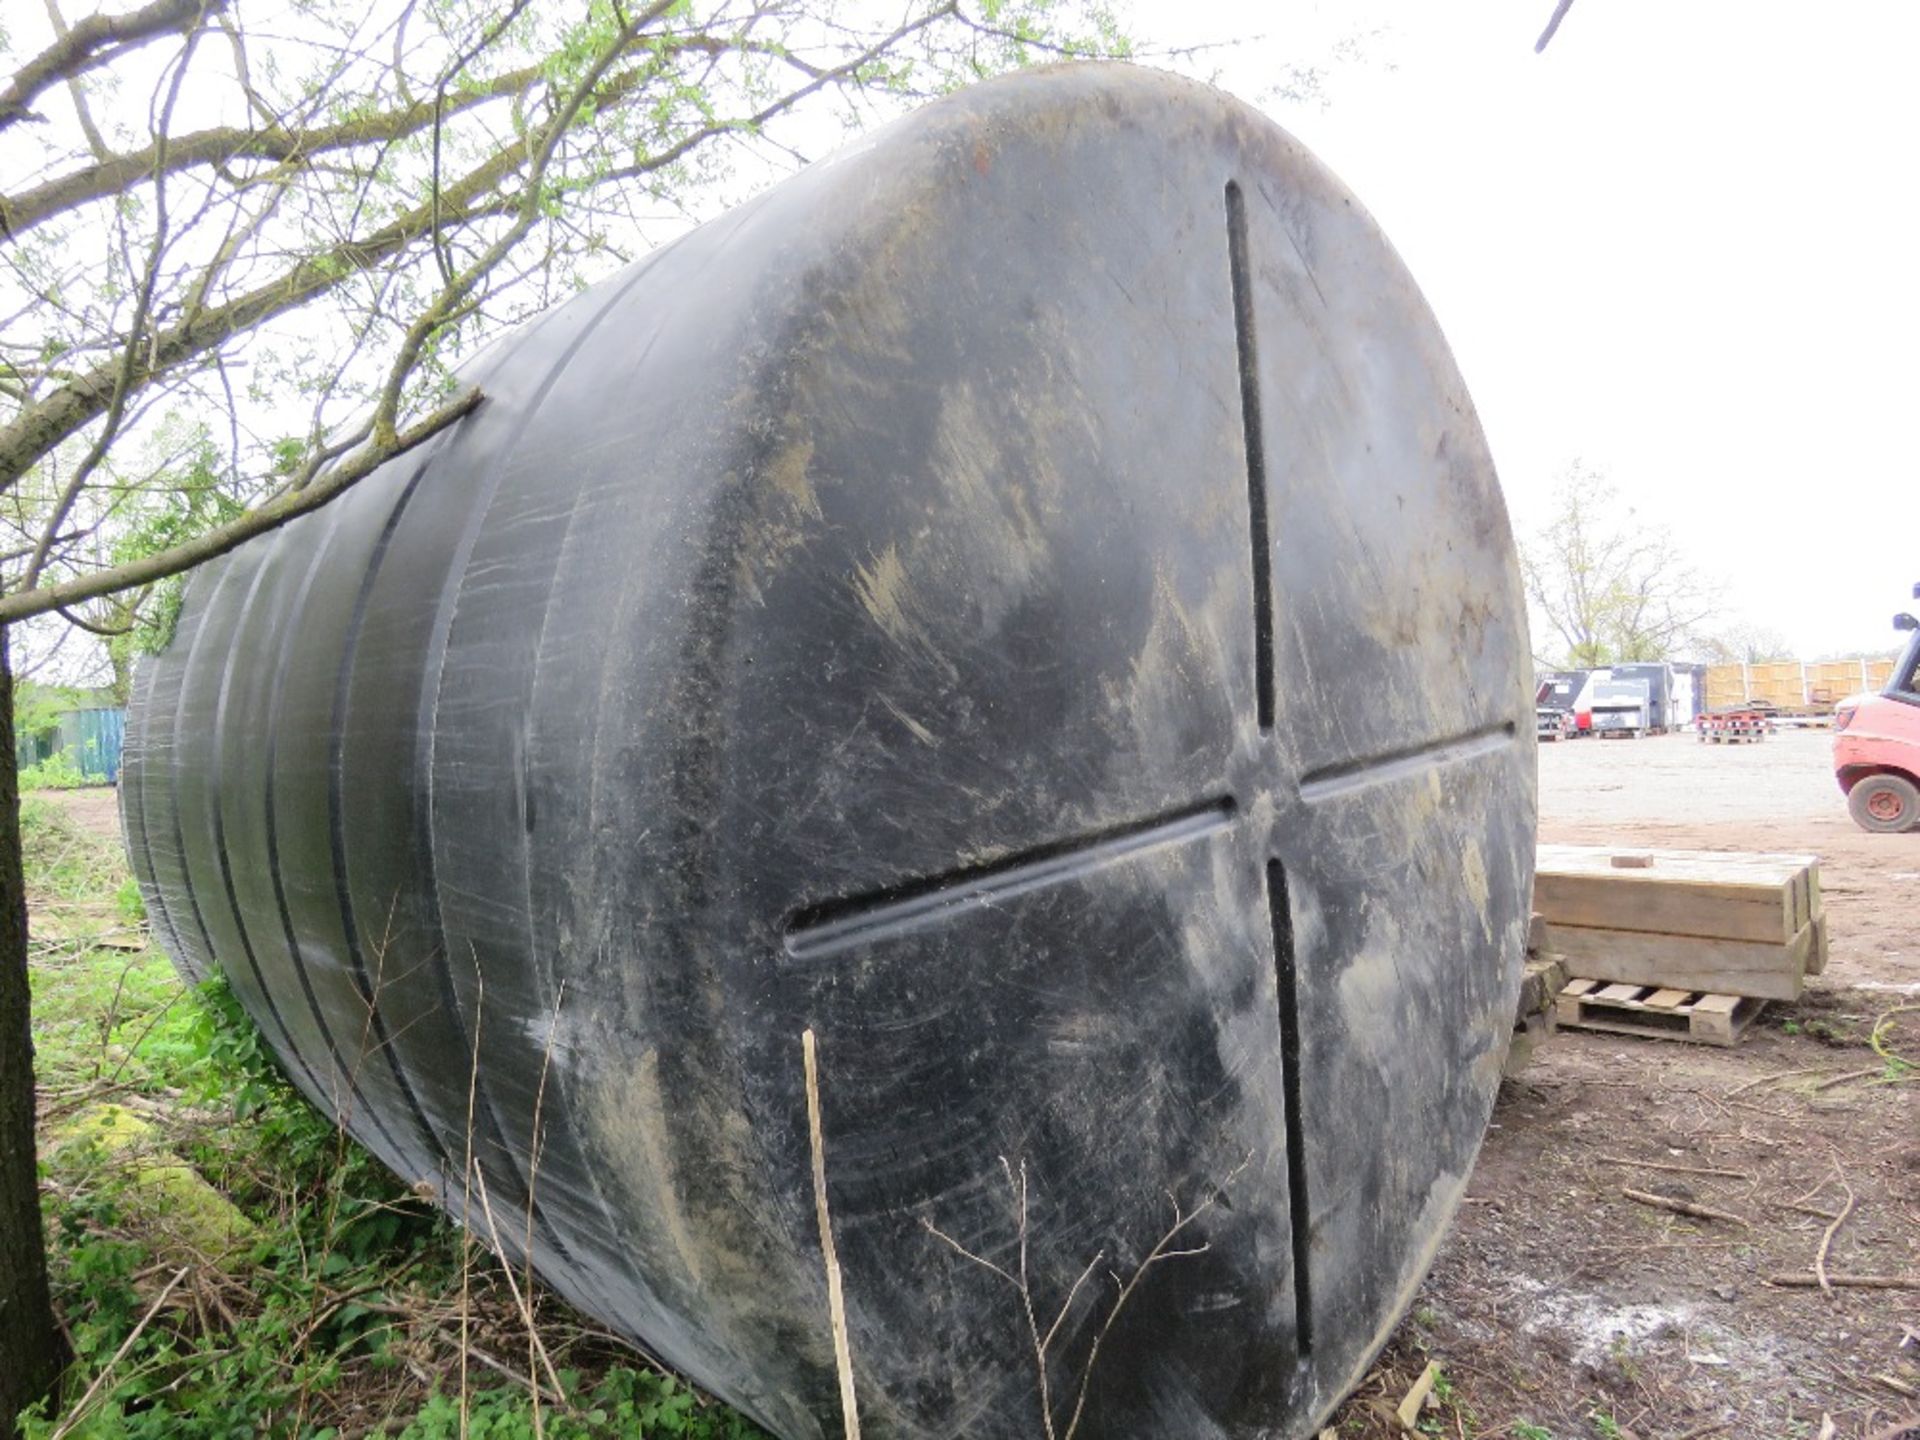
[0,386,484,623]
[1,61,544,237]
[0,2,966,492]
[1534,0,1576,53]
[25,11,210,589]
[0,0,1135,655]
[0,0,223,133]
[40,0,113,161]
[0,139,521,490]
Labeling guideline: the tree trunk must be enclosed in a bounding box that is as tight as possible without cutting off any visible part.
[0,621,68,1430]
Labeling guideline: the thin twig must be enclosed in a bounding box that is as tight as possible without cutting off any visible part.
[1060,1158,1249,1440]
[1814,1174,1856,1295]
[1767,1273,1920,1290]
[1001,1157,1054,1440]
[1772,1201,1841,1222]
[920,1217,1018,1288]
[1723,1066,1835,1099]
[1621,1187,1750,1226]
[1598,1156,1752,1180]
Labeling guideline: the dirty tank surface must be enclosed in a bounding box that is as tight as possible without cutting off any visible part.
[121,63,1534,1439]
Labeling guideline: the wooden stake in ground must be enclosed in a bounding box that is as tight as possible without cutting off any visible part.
[803,1028,861,1440]
[1395,1361,1439,1431]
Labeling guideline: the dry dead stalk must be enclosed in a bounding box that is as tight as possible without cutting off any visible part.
[523,978,568,1435]
[923,1152,1249,1440]
[471,1156,570,1415]
[49,1266,189,1440]
[803,1028,860,1440]
[458,972,484,1435]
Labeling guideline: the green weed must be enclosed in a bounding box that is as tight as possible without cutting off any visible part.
[20,792,764,1439]
[1420,1366,1477,1437]
[19,751,91,790]
[399,1372,763,1439]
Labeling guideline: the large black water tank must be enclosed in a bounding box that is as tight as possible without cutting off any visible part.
[122,63,1535,1439]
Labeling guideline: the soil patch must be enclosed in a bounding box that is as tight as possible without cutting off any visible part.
[1330,731,1919,1440]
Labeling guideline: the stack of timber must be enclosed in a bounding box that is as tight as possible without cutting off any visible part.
[1506,913,1567,1076]
[1703,656,1900,713]
[1535,845,1826,1047]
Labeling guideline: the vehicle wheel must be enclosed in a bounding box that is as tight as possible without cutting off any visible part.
[1848,773,1920,833]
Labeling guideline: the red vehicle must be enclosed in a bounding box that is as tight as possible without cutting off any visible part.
[1833,583,1920,833]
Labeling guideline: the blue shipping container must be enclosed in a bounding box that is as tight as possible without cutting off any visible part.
[20,706,125,783]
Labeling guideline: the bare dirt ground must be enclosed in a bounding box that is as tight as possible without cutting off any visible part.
[39,743,1920,1440]
[40,786,122,842]
[1331,730,1919,1440]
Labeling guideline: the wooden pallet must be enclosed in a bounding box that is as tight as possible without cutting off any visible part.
[1556,978,1767,1047]
[1698,710,1770,743]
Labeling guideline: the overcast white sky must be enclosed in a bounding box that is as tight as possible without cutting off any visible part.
[9,1,1915,668]
[1130,0,1918,657]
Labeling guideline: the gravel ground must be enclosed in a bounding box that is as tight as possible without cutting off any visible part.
[1539,727,1851,824]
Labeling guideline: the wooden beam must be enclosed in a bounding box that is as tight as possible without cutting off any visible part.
[1541,918,1815,1002]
